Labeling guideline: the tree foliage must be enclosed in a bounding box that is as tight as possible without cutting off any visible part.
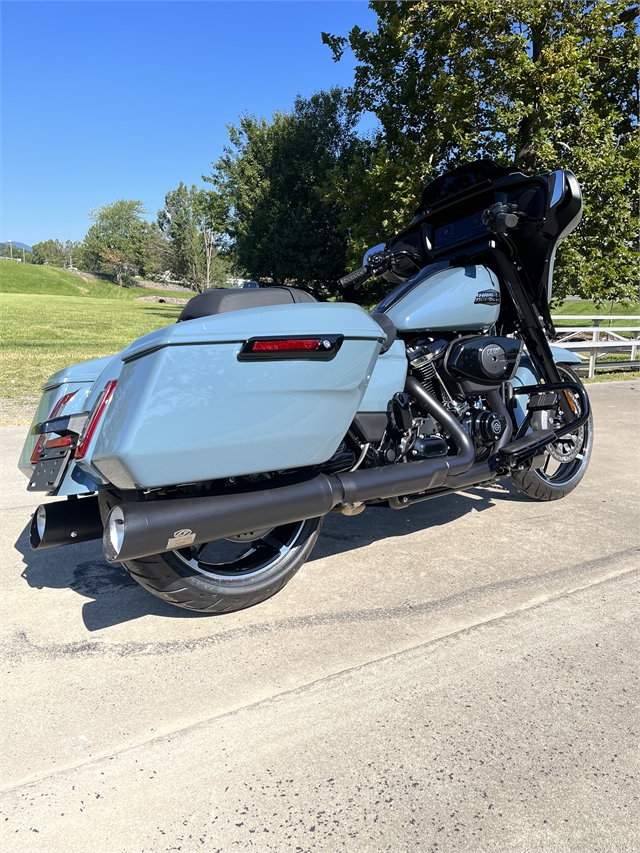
[206,88,358,296]
[157,183,227,291]
[82,199,149,285]
[32,239,82,267]
[323,1,639,301]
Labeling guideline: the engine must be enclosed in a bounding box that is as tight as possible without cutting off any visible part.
[402,333,520,456]
[346,332,519,475]
[443,335,523,393]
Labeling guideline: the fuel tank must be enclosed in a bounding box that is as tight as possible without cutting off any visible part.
[380,265,501,332]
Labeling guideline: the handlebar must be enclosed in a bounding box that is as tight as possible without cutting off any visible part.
[339,250,422,290]
[482,202,524,234]
[339,265,373,289]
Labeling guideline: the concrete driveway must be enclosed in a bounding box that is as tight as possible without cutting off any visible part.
[1,381,638,853]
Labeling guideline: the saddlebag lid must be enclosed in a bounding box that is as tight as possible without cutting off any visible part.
[122,302,385,362]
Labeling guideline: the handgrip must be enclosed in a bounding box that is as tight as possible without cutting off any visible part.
[339,266,371,289]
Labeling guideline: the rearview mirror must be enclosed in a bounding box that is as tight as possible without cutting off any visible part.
[362,243,386,266]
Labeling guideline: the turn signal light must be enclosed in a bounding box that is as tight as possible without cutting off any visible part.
[30,391,77,464]
[74,380,118,460]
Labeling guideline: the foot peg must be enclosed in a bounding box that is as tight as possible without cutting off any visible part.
[497,429,555,467]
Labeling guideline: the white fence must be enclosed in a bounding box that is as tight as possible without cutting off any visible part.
[551,315,640,378]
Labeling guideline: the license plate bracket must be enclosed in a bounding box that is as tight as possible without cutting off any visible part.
[28,447,72,493]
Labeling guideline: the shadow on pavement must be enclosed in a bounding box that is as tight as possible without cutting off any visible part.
[315,479,525,560]
[15,480,524,631]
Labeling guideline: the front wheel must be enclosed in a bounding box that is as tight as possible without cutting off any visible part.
[510,364,593,501]
[98,492,322,613]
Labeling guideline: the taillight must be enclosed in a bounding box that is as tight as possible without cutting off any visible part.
[30,392,77,464]
[252,338,322,352]
[238,335,343,360]
[74,380,118,460]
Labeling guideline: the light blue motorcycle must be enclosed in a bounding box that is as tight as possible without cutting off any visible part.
[20,160,592,613]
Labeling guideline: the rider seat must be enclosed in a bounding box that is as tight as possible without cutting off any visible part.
[178,286,317,322]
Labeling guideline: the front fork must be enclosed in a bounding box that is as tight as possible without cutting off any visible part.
[493,251,576,423]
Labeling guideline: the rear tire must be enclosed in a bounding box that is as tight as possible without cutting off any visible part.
[98,492,322,613]
[510,364,593,501]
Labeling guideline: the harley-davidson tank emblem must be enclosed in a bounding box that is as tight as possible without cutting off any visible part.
[474,289,501,305]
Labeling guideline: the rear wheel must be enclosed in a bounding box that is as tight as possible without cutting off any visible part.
[510,364,593,501]
[98,492,322,613]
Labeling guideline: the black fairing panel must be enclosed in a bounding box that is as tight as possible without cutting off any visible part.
[385,161,582,306]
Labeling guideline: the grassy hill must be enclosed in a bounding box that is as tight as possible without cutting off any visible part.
[1,293,182,416]
[0,263,186,423]
[0,259,172,299]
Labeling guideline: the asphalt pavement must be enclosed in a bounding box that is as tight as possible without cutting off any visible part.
[0,381,638,853]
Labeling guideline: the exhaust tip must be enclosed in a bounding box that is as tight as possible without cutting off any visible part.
[30,505,47,549]
[106,506,125,561]
[29,496,103,551]
[36,505,46,540]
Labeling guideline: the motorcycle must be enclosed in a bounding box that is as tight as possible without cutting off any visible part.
[19,159,593,614]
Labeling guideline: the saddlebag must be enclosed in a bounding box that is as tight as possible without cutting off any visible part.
[87,302,385,489]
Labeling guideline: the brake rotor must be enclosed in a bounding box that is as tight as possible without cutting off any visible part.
[549,428,584,462]
[225,527,274,542]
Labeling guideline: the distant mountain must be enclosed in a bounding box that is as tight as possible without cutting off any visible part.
[1,241,33,252]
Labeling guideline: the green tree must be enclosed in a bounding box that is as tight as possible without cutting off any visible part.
[206,88,359,296]
[157,183,227,290]
[158,183,204,288]
[141,222,174,279]
[323,1,639,301]
[32,239,66,266]
[82,199,149,285]
[62,239,83,268]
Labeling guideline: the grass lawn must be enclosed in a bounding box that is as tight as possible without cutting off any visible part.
[0,263,186,422]
[585,370,639,383]
[551,299,640,326]
[0,293,181,423]
[1,262,637,424]
[0,259,168,300]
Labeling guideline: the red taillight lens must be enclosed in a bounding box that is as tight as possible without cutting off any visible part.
[30,391,77,464]
[238,335,342,361]
[251,338,322,352]
[44,435,72,450]
[74,380,118,460]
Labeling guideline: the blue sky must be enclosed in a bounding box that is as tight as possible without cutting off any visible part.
[1,1,377,245]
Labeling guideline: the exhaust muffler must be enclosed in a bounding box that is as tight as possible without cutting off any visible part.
[104,474,345,563]
[103,381,477,564]
[30,495,103,550]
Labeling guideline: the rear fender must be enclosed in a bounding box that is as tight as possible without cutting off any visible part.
[18,354,120,495]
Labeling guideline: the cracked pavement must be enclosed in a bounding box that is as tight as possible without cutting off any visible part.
[1,381,638,852]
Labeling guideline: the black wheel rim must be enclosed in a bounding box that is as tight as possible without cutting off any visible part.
[533,369,592,487]
[171,520,307,579]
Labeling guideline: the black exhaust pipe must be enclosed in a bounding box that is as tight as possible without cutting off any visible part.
[30,495,103,550]
[103,382,477,564]
[338,377,475,503]
[104,474,345,563]
[442,387,513,489]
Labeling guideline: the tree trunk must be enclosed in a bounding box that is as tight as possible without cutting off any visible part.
[202,226,213,289]
[515,23,544,173]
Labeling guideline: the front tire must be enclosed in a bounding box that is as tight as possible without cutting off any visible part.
[510,364,593,501]
[98,492,322,613]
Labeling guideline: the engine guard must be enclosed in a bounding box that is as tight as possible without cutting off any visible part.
[497,381,590,468]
